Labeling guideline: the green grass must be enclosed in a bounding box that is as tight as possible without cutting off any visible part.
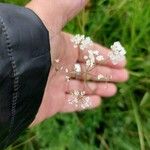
[1,0,150,149]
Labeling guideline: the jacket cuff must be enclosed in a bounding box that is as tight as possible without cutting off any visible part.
[0,3,51,148]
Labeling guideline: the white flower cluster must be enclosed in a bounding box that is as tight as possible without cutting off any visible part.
[68,90,92,109]
[55,35,126,110]
[71,34,93,50]
[109,41,126,65]
[74,63,81,75]
[84,50,104,68]
[97,74,105,80]
[71,34,104,69]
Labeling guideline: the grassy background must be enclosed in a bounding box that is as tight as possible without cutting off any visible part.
[1,0,150,149]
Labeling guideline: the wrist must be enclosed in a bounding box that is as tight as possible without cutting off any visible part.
[25,0,63,35]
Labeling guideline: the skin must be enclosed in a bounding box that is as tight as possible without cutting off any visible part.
[26,0,129,126]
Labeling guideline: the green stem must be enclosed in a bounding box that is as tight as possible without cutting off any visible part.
[130,94,145,150]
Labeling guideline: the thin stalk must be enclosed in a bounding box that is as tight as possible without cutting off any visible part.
[130,94,145,150]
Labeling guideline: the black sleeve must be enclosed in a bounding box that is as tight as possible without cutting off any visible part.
[0,3,51,149]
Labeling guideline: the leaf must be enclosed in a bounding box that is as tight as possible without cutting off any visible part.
[140,92,150,107]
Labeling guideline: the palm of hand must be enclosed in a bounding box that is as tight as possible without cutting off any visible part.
[31,31,128,126]
[31,32,80,125]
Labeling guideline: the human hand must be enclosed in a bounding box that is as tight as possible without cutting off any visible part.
[26,0,129,126]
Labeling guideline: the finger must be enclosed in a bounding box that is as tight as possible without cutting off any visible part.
[71,64,129,83]
[66,80,117,97]
[60,94,101,112]
[78,43,127,69]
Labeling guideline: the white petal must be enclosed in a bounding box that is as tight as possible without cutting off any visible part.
[74,64,81,73]
[97,74,104,80]
[96,55,104,61]
[84,55,88,60]
[65,68,69,73]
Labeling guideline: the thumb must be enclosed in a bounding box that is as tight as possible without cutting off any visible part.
[62,0,88,24]
[26,0,87,33]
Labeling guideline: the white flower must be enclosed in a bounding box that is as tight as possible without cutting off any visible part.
[65,76,70,82]
[70,34,85,48]
[111,41,126,55]
[85,50,95,68]
[108,52,120,65]
[68,90,92,109]
[73,90,80,96]
[85,50,103,68]
[93,50,99,55]
[80,96,92,109]
[96,55,104,62]
[109,41,126,65]
[60,66,64,70]
[71,34,93,50]
[65,68,69,73]
[86,59,92,68]
[74,64,81,74]
[80,37,93,50]
[81,91,86,95]
[97,74,104,80]
[84,55,88,60]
